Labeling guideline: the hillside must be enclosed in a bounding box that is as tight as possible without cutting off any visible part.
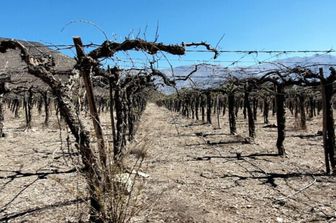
[0,37,75,90]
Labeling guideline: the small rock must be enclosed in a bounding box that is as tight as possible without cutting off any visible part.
[131,170,150,178]
[113,173,133,194]
[276,217,284,223]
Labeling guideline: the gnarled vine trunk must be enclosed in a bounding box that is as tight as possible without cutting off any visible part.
[245,84,255,138]
[320,68,336,174]
[276,84,286,155]
[206,92,212,124]
[228,93,236,135]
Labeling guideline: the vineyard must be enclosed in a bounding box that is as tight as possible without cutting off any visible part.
[0,36,336,223]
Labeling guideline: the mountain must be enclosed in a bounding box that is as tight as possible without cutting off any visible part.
[158,54,336,94]
[157,64,228,93]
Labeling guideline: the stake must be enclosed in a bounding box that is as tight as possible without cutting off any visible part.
[73,37,107,168]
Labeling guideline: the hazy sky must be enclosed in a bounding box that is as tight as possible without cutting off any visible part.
[1,0,335,67]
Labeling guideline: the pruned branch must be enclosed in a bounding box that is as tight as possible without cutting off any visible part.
[150,69,176,87]
[175,64,200,81]
[183,41,219,59]
[88,39,186,59]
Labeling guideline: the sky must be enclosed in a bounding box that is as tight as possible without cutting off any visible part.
[1,0,336,68]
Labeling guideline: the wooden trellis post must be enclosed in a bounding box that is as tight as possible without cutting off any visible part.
[73,37,107,168]
[320,68,336,174]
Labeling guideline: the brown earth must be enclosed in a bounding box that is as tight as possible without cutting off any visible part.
[1,103,336,222]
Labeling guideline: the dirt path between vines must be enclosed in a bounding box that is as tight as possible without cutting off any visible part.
[134,103,336,223]
[0,103,335,222]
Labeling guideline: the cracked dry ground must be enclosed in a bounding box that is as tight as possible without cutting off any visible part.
[1,103,336,222]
